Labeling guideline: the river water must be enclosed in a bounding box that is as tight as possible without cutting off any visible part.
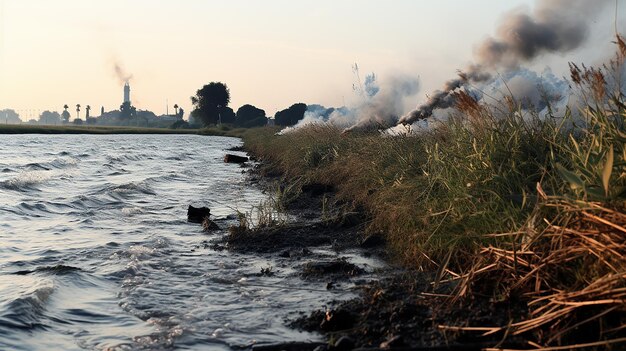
[0,134,363,350]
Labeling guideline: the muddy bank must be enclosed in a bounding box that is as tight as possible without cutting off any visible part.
[216,162,530,350]
[289,274,529,351]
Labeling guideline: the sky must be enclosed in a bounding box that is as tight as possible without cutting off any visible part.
[0,0,622,121]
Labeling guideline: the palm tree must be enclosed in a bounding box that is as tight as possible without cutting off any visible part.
[76,104,81,119]
[174,104,179,116]
[62,104,70,123]
[85,105,91,119]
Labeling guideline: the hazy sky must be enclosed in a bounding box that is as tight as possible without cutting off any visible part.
[0,0,621,120]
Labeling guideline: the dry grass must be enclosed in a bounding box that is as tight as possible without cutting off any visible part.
[241,39,626,348]
[441,197,626,348]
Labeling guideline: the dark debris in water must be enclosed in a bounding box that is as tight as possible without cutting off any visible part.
[300,259,364,280]
[187,205,211,223]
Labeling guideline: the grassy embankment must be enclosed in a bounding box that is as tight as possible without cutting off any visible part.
[241,44,626,348]
[0,123,250,137]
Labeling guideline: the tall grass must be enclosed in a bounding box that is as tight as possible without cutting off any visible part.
[243,40,626,347]
[244,108,565,268]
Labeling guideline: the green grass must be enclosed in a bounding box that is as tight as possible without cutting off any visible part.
[241,58,626,270]
[242,42,626,346]
[0,123,248,136]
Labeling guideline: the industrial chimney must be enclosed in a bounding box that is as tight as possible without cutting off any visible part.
[124,82,131,104]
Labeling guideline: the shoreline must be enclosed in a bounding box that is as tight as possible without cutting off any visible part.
[225,158,530,351]
[232,112,626,350]
[0,123,249,136]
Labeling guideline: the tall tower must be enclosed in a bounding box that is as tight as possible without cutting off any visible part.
[124,82,131,103]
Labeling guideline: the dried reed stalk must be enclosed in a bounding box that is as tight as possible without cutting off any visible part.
[441,197,626,348]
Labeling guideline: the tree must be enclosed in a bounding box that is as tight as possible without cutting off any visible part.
[61,111,70,123]
[85,105,97,125]
[236,104,267,127]
[173,104,179,116]
[218,106,236,124]
[170,120,189,129]
[61,104,70,123]
[76,104,81,120]
[0,109,22,124]
[38,110,61,125]
[119,101,136,120]
[190,82,230,126]
[275,103,307,126]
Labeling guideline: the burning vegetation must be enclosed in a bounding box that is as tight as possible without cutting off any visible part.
[241,36,626,349]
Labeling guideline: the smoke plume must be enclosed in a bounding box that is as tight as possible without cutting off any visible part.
[399,0,610,125]
[344,74,420,131]
[279,73,420,134]
[112,61,133,85]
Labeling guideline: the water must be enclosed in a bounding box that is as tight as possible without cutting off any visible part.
[0,134,369,350]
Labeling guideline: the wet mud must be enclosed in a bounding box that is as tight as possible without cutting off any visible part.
[211,162,532,351]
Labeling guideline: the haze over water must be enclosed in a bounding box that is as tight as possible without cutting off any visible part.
[0,135,359,350]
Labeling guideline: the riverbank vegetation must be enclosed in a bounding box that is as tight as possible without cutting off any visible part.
[241,44,626,348]
[0,123,250,136]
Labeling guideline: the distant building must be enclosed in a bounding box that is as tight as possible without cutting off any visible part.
[124,82,131,103]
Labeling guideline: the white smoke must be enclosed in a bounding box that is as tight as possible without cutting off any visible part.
[279,73,420,134]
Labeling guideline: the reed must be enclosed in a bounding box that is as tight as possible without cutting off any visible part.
[242,39,626,347]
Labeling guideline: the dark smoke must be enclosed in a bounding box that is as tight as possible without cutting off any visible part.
[113,62,133,85]
[399,0,610,125]
[399,68,490,123]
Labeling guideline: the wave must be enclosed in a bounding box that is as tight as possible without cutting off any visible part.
[109,182,157,196]
[1,170,53,191]
[69,195,123,211]
[1,157,78,191]
[24,158,78,171]
[105,154,146,164]
[24,163,51,171]
[12,265,82,276]
[165,154,191,161]
[143,173,184,184]
[107,171,128,176]
[121,207,143,216]
[0,283,54,330]
[16,202,51,216]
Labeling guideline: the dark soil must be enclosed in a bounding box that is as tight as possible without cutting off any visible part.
[289,274,529,350]
[221,161,531,350]
[226,145,246,152]
[300,259,365,280]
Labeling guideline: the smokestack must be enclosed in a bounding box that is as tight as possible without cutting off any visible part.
[124,82,131,104]
[399,0,610,125]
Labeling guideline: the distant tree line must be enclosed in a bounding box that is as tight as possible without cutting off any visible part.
[190,81,336,128]
[2,81,338,129]
[0,102,186,128]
